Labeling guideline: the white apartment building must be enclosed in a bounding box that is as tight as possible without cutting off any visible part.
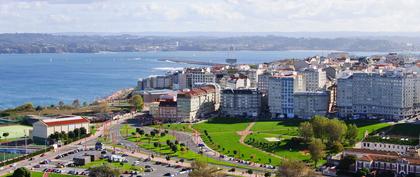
[257,72,273,95]
[176,85,220,122]
[268,73,305,118]
[221,89,261,117]
[337,71,420,120]
[31,116,90,144]
[186,68,216,88]
[138,75,172,90]
[300,67,327,91]
[293,91,330,119]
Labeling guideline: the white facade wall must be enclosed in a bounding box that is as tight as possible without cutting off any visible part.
[361,142,413,154]
[337,72,419,120]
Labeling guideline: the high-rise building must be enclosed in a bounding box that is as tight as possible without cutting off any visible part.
[293,91,330,119]
[268,73,305,118]
[337,71,420,120]
[257,72,273,95]
[300,68,327,91]
[221,89,261,117]
[185,68,216,88]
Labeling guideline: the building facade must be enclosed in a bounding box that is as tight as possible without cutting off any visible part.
[268,73,305,118]
[31,116,90,144]
[301,68,327,91]
[186,68,216,88]
[337,72,420,120]
[221,89,261,117]
[157,101,178,123]
[293,91,329,119]
[177,85,220,122]
[257,72,272,95]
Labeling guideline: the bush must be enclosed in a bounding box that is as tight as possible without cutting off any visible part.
[12,167,30,177]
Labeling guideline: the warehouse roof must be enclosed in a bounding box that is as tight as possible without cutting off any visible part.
[41,116,90,127]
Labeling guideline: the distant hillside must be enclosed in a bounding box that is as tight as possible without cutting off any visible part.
[0,33,416,54]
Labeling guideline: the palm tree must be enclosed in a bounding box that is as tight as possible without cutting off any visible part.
[188,160,223,177]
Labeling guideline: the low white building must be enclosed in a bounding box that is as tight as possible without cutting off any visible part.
[361,141,416,155]
[31,116,90,144]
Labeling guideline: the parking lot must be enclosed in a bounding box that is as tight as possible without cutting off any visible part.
[29,148,189,177]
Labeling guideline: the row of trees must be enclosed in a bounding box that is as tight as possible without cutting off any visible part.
[298,116,359,167]
[48,127,88,144]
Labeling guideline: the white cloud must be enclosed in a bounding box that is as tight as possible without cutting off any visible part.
[0,0,419,33]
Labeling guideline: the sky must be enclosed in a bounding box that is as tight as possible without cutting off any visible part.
[0,0,420,33]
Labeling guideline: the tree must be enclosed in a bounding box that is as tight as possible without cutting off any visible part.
[326,119,347,143]
[72,99,81,108]
[58,101,65,108]
[2,132,9,140]
[130,95,144,112]
[171,145,178,152]
[189,160,223,177]
[80,127,87,135]
[137,129,145,136]
[68,131,75,139]
[310,116,329,142]
[12,167,30,177]
[276,159,317,177]
[35,105,43,112]
[308,138,325,167]
[153,142,159,148]
[346,124,358,145]
[73,128,81,137]
[299,122,314,142]
[357,168,370,177]
[331,141,344,154]
[89,164,121,177]
[338,155,356,171]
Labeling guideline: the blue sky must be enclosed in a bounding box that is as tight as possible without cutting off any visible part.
[0,0,419,33]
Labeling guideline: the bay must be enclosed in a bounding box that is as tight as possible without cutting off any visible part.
[0,51,385,109]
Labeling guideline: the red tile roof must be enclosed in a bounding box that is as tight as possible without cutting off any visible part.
[178,85,216,97]
[42,116,90,127]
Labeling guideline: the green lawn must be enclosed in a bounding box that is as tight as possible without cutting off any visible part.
[245,120,309,161]
[193,120,283,165]
[0,125,32,139]
[344,120,391,141]
[82,159,143,171]
[121,124,254,169]
[377,123,420,138]
[150,123,194,133]
[2,171,80,177]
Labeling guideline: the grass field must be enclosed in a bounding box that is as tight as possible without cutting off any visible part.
[0,125,32,139]
[345,119,391,140]
[122,124,254,169]
[82,159,143,171]
[2,171,80,177]
[150,123,194,133]
[192,120,283,165]
[245,120,309,161]
[375,123,420,138]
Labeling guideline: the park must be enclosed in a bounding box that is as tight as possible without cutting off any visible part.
[146,117,400,167]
